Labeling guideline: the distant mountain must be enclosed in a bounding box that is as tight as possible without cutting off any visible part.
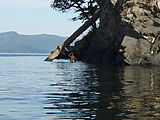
[0,31,67,53]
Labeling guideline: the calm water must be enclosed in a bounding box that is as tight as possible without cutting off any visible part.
[0,54,160,120]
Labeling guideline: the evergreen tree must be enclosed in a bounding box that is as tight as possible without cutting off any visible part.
[51,0,99,21]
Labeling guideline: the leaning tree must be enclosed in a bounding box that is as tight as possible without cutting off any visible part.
[49,0,160,65]
[49,0,127,63]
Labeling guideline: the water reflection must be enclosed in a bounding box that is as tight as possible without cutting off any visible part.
[44,61,160,120]
[119,66,160,120]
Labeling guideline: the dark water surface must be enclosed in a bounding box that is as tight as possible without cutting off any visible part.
[0,54,160,120]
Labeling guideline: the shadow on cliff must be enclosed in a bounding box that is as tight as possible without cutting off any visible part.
[74,14,144,65]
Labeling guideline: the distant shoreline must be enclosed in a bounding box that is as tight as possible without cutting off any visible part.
[0,53,49,57]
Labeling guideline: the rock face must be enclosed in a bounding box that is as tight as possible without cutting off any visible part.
[121,0,160,65]
[74,0,160,65]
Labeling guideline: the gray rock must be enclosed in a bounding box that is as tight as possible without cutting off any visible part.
[74,1,160,65]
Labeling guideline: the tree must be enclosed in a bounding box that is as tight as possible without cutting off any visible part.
[49,0,160,65]
[51,0,99,21]
[51,0,102,29]
[51,0,125,29]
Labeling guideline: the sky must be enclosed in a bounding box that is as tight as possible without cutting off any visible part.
[0,0,82,37]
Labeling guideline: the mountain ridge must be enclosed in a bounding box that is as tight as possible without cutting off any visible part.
[0,31,67,53]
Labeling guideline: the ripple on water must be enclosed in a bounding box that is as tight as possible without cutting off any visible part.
[0,57,160,120]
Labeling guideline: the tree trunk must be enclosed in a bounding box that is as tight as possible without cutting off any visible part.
[63,10,101,47]
[82,1,122,63]
[44,10,101,61]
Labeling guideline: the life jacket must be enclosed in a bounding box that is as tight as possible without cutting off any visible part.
[69,53,77,62]
[70,55,76,61]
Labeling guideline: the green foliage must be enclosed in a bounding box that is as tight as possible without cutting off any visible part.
[51,0,99,21]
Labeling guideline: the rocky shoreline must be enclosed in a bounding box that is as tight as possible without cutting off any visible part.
[54,1,160,66]
[71,1,160,66]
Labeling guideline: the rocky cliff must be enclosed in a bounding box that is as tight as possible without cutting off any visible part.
[74,0,160,65]
[119,0,160,65]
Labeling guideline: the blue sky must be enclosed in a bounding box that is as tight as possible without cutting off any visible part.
[0,0,82,37]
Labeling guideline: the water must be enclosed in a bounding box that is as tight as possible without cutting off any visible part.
[0,54,160,120]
